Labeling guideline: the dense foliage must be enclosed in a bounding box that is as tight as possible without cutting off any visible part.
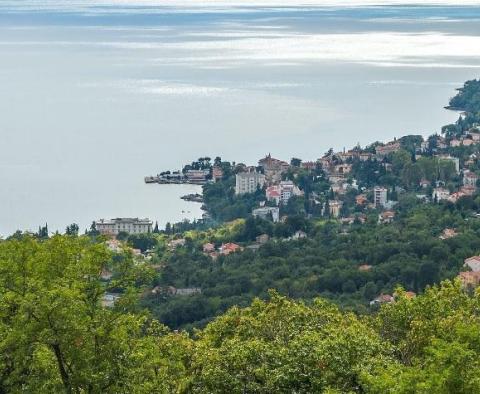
[139,79,480,330]
[1,237,480,393]
[449,79,480,113]
[143,196,480,329]
[443,79,480,139]
[202,176,267,222]
[0,236,157,392]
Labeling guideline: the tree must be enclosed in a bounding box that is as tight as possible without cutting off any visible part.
[438,160,456,182]
[3,233,480,393]
[127,233,157,253]
[239,216,260,242]
[323,199,330,218]
[0,235,165,393]
[391,149,412,176]
[65,223,79,236]
[363,281,377,300]
[290,157,302,167]
[37,223,49,239]
[87,221,100,236]
[191,291,391,393]
[342,279,357,293]
[401,162,422,189]
[363,281,480,393]
[116,231,129,241]
[448,79,480,113]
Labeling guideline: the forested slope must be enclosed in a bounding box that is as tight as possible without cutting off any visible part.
[0,235,479,393]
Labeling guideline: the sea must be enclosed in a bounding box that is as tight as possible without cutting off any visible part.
[1,0,480,235]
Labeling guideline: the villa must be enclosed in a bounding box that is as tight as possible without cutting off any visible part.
[95,218,152,235]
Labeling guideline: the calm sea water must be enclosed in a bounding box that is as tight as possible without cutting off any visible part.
[1,1,480,235]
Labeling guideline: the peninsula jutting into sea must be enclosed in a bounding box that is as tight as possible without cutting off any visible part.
[135,80,480,232]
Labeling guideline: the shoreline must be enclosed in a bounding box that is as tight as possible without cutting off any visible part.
[144,176,207,185]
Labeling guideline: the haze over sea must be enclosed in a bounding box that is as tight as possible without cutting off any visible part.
[1,0,480,235]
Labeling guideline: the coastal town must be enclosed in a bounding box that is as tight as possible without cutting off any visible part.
[93,105,480,305]
[142,113,480,227]
[11,79,480,324]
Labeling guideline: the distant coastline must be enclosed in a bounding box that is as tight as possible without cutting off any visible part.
[144,176,206,185]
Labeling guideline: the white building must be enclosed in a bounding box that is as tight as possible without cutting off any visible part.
[291,230,307,240]
[329,200,342,218]
[279,181,302,204]
[185,169,209,183]
[252,206,280,222]
[438,155,460,174]
[235,169,266,195]
[433,188,450,202]
[373,187,388,208]
[95,218,153,235]
[266,181,302,205]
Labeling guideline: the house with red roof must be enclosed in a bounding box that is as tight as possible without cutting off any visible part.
[266,186,281,205]
[219,243,242,256]
[370,294,394,306]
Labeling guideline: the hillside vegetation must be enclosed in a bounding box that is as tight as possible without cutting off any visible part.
[1,235,480,393]
[449,79,480,113]
[144,196,480,329]
[138,79,480,330]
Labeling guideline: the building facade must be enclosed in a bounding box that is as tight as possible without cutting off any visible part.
[265,181,302,205]
[373,186,388,208]
[375,142,401,157]
[329,200,342,218]
[185,169,209,183]
[258,154,290,184]
[95,218,153,235]
[212,166,224,182]
[235,170,266,195]
[433,188,450,202]
[252,206,280,222]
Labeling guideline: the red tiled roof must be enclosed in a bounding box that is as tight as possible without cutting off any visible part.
[267,189,281,197]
